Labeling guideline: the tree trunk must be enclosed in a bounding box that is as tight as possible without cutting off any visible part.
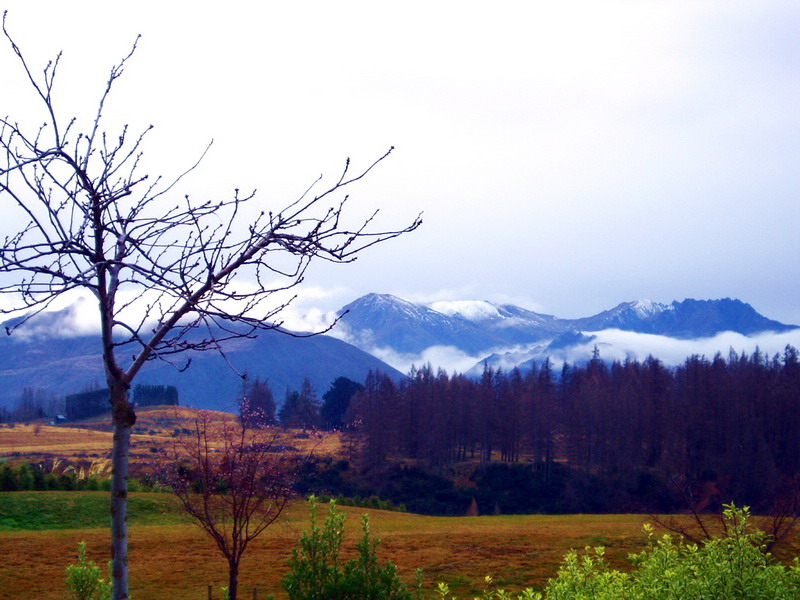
[110,386,135,600]
[228,560,239,600]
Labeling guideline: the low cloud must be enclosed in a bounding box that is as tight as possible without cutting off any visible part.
[572,328,800,366]
[493,328,800,374]
[7,296,99,340]
[368,328,800,376]
[256,283,345,334]
[325,319,487,374]
[9,283,800,378]
[348,346,488,373]
[278,305,338,334]
[368,344,487,375]
[4,282,349,340]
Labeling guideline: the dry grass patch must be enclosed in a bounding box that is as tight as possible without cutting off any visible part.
[0,424,114,456]
[0,407,345,475]
[0,497,652,599]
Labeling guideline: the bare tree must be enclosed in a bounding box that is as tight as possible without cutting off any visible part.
[650,474,800,555]
[0,14,420,600]
[157,411,299,600]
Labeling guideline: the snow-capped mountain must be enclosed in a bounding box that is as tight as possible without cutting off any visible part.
[430,300,563,335]
[337,293,512,354]
[336,294,798,372]
[566,299,673,331]
[566,298,792,338]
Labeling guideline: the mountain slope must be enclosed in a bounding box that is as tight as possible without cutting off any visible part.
[430,300,564,342]
[337,293,513,354]
[0,326,402,411]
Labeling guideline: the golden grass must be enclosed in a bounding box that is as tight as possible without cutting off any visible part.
[0,497,653,600]
[0,407,346,474]
[0,424,115,455]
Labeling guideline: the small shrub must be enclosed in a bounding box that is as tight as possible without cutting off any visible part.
[65,542,112,600]
[282,497,422,600]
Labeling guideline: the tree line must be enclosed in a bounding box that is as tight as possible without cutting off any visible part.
[238,375,363,431]
[345,346,800,513]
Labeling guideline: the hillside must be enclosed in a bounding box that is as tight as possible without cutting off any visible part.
[0,326,402,411]
[0,407,344,471]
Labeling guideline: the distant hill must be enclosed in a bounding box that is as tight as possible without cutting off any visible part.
[0,324,402,411]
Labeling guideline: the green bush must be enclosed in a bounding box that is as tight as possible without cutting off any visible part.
[545,505,800,599]
[65,542,112,600]
[0,462,115,491]
[282,497,422,600]
[312,493,407,513]
[435,505,800,600]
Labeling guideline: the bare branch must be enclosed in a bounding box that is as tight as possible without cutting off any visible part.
[0,18,418,600]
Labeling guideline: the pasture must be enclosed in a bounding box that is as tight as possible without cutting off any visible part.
[0,491,652,599]
[3,409,798,599]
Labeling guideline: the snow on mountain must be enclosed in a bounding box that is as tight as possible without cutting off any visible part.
[566,298,794,338]
[336,293,511,354]
[429,300,562,332]
[630,299,672,318]
[337,293,799,374]
[429,300,503,321]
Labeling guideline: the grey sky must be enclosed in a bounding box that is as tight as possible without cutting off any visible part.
[2,1,799,327]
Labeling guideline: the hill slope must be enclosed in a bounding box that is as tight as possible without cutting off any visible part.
[0,327,402,411]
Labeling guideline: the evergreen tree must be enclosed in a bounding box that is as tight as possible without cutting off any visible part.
[279,378,320,429]
[320,377,363,430]
[239,376,277,428]
[279,390,302,428]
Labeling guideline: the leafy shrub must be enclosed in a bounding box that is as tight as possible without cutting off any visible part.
[282,497,422,600]
[65,542,112,600]
[435,505,800,600]
[545,505,800,599]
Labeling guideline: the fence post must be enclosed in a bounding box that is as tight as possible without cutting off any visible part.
[253,587,258,600]
[207,584,213,600]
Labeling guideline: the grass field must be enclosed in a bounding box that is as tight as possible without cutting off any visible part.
[4,411,799,598]
[0,491,654,599]
[0,407,346,477]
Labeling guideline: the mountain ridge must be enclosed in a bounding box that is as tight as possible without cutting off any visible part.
[1,293,796,411]
[336,293,798,361]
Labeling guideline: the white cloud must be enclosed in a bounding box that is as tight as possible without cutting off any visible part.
[6,294,100,340]
[362,345,485,375]
[2,281,350,339]
[579,328,800,366]
[2,2,799,339]
[379,328,800,376]
[503,328,800,373]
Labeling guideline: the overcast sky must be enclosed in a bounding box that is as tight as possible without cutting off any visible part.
[3,1,799,328]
